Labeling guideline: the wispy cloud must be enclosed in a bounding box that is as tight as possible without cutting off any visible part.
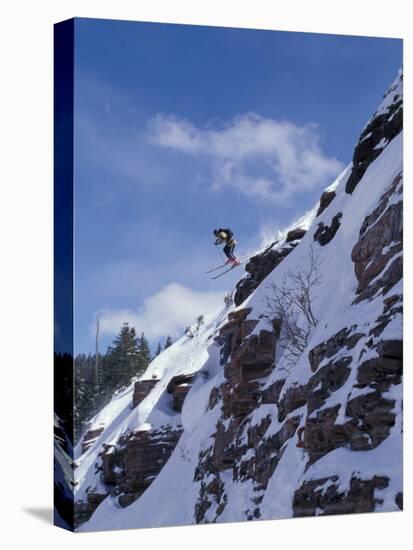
[147,113,343,204]
[95,283,225,341]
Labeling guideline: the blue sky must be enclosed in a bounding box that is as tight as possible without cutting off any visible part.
[73,17,402,354]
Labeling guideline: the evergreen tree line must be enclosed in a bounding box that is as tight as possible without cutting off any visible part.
[74,323,173,443]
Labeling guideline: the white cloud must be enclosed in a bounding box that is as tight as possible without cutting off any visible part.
[96,283,225,341]
[147,113,343,204]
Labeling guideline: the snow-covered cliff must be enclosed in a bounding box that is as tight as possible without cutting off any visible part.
[73,70,403,531]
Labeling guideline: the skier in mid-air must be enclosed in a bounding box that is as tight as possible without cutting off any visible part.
[213,228,240,265]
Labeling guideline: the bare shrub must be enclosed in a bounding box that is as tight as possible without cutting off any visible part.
[264,247,322,370]
[223,292,234,307]
[185,315,205,339]
[185,326,194,338]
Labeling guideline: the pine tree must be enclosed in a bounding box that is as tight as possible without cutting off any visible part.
[74,353,101,441]
[138,332,151,374]
[105,323,141,390]
[164,335,173,349]
[154,342,162,357]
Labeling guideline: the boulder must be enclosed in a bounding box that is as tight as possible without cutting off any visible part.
[313,212,343,246]
[316,190,336,217]
[286,227,307,242]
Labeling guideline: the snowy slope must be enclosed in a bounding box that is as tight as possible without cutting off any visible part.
[75,71,403,531]
[74,306,229,501]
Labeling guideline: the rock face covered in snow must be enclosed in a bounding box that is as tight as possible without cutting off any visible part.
[234,238,303,306]
[132,379,159,408]
[351,171,402,302]
[103,426,183,502]
[74,71,403,532]
[345,71,403,194]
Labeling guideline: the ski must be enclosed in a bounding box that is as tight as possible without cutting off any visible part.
[206,255,250,274]
[205,263,229,274]
[211,259,248,279]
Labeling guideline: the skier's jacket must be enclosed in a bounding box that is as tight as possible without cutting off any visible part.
[215,228,235,245]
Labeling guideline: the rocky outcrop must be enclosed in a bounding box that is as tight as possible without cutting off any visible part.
[121,427,182,496]
[316,190,336,217]
[358,172,402,237]
[293,475,389,517]
[295,331,401,467]
[219,309,276,418]
[277,383,307,422]
[195,297,398,521]
[355,256,402,305]
[190,137,403,524]
[194,287,401,521]
[81,426,104,454]
[193,308,284,522]
[308,326,364,373]
[234,241,302,306]
[217,308,255,364]
[345,390,396,448]
[357,340,402,392]
[167,373,196,412]
[76,425,183,524]
[74,492,107,526]
[313,212,342,246]
[132,379,160,408]
[100,426,183,508]
[286,227,307,242]
[369,293,402,338]
[73,72,403,531]
[307,358,352,414]
[352,172,402,303]
[234,413,301,490]
[346,72,403,194]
